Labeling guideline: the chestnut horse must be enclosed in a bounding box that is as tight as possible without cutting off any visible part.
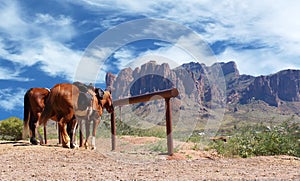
[23,88,54,145]
[38,83,113,149]
[37,83,80,148]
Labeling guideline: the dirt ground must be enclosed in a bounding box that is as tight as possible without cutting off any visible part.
[0,137,299,181]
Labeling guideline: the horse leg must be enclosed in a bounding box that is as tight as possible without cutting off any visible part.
[59,120,70,148]
[91,118,100,150]
[29,116,38,145]
[38,109,56,145]
[35,112,46,144]
[56,116,62,145]
[37,126,44,145]
[85,119,91,149]
[78,118,84,147]
[67,117,78,149]
[35,113,45,145]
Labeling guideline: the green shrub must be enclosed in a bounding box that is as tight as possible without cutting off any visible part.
[211,121,300,158]
[0,117,23,141]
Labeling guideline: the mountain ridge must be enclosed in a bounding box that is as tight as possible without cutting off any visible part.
[106,61,300,109]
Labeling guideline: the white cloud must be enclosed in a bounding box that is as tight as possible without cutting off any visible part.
[113,48,137,69]
[0,1,26,37]
[73,0,300,75]
[111,30,217,72]
[33,13,76,42]
[0,1,82,81]
[112,43,204,71]
[74,55,105,83]
[38,39,82,80]
[0,88,25,111]
[217,47,300,76]
[1,0,300,81]
[0,66,32,81]
[74,46,115,83]
[73,0,157,13]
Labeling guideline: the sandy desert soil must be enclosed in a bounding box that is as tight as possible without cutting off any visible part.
[0,137,299,181]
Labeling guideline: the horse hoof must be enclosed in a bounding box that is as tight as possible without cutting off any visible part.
[70,143,79,149]
[62,144,70,148]
[30,137,39,145]
[84,142,89,149]
[91,146,96,150]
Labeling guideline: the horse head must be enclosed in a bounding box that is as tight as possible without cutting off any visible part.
[95,88,114,114]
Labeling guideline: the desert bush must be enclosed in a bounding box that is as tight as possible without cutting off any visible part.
[148,140,168,152]
[211,121,300,158]
[0,117,23,141]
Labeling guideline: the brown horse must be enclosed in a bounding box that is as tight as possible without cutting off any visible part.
[76,84,114,150]
[74,84,115,149]
[23,88,54,145]
[37,83,80,148]
[38,83,113,149]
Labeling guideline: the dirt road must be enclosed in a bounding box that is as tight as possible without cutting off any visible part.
[0,139,299,180]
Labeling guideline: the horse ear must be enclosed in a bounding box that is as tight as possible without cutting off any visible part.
[105,88,112,94]
[96,88,104,100]
[88,83,95,90]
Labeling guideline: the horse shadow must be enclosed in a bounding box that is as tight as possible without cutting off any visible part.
[0,140,31,147]
[0,140,62,148]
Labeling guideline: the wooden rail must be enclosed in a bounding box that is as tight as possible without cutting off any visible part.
[111,88,179,155]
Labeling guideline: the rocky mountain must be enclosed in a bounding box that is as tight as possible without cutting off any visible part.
[240,69,300,106]
[106,61,300,109]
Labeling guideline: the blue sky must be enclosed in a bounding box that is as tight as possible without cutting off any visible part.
[0,0,299,120]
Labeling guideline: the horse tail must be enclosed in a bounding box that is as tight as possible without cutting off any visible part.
[38,93,52,127]
[22,88,32,139]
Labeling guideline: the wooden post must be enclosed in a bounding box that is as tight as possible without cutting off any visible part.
[111,111,116,150]
[165,98,173,156]
[119,106,122,122]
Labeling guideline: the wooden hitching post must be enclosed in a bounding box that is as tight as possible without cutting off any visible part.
[165,98,174,156]
[111,111,116,150]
